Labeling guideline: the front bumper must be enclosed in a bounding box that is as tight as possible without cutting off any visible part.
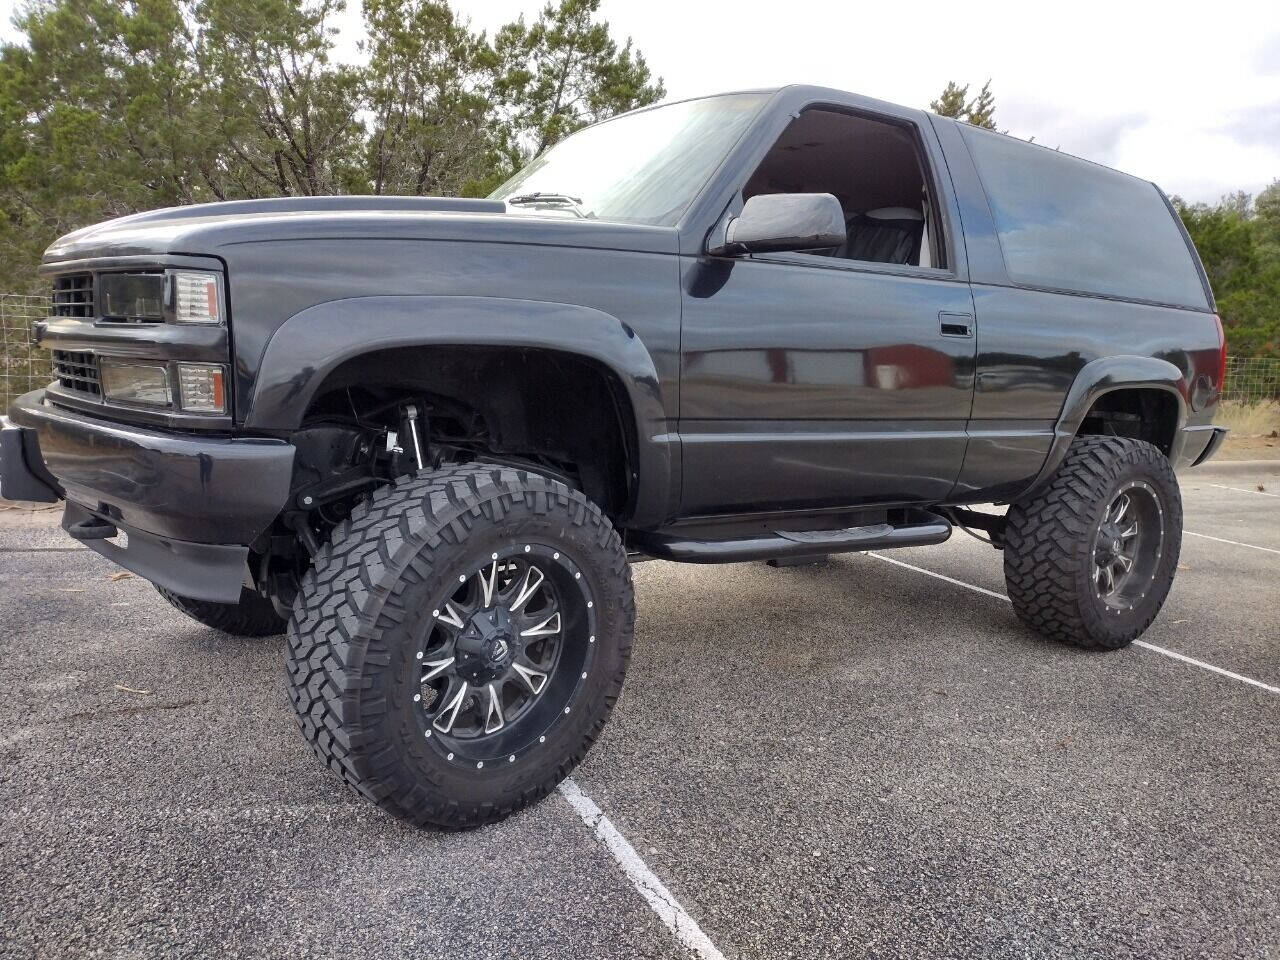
[4,390,295,602]
[0,420,61,503]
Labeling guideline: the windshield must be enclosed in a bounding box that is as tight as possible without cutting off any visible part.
[490,94,768,226]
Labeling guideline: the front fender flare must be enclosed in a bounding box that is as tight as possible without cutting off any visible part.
[244,295,675,526]
[1019,355,1188,499]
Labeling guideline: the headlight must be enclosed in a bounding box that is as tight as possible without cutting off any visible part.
[171,271,222,324]
[99,360,172,407]
[176,363,227,414]
[100,273,165,322]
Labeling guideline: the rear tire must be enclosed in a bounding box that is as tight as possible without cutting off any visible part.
[285,465,634,829]
[1003,435,1182,649]
[156,585,287,637]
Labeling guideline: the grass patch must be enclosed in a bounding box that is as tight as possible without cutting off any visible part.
[1216,400,1280,437]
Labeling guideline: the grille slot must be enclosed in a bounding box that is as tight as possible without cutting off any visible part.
[52,274,95,318]
[51,349,101,398]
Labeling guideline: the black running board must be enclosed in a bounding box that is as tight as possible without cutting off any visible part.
[631,514,952,564]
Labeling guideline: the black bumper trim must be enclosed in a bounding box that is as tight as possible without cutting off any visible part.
[8,389,294,544]
[0,422,62,503]
[1191,426,1229,467]
[63,501,250,604]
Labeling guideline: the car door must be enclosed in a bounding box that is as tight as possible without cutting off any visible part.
[676,95,977,517]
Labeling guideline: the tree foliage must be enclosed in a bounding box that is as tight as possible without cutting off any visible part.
[1173,185,1280,358]
[0,0,663,290]
[362,0,503,197]
[493,0,663,156]
[930,79,998,130]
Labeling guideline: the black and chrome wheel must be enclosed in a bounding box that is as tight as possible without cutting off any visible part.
[417,548,596,765]
[1090,481,1164,613]
[1004,435,1182,649]
[286,465,633,829]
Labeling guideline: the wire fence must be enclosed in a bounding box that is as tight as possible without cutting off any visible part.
[1,294,52,413]
[1221,356,1280,407]
[1,290,1279,414]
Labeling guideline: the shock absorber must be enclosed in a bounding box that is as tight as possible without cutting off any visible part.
[403,403,426,472]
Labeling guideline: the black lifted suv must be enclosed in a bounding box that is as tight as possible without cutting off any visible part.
[2,87,1228,828]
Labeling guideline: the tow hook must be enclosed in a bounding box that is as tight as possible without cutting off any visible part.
[66,516,119,541]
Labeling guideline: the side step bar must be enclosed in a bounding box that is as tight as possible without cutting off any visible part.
[631,514,952,564]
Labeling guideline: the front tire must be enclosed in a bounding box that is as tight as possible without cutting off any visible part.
[1003,435,1182,649]
[285,465,634,829]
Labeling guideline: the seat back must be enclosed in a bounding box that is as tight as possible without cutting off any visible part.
[839,207,924,265]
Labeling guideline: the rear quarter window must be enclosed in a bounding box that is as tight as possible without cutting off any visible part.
[961,125,1209,310]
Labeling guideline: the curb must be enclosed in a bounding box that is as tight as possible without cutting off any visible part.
[1183,458,1280,477]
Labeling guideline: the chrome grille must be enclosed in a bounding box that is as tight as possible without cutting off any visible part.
[51,349,101,397]
[52,274,94,318]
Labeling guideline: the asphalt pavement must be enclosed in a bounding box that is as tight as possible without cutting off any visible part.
[1,459,1276,959]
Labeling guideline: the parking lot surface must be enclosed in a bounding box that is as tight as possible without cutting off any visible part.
[1,460,1277,959]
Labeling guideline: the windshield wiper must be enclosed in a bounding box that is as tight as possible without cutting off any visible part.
[505,192,592,218]
[506,192,584,206]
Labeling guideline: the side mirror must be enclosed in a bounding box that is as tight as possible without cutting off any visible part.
[712,193,846,256]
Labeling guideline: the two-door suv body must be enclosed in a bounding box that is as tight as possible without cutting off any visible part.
[1,86,1227,827]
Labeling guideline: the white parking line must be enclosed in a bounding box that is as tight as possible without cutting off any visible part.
[1133,642,1280,695]
[559,778,727,960]
[1185,531,1280,555]
[865,552,1280,697]
[1207,482,1279,499]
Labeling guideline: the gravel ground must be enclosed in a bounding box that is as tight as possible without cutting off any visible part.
[1,460,1276,960]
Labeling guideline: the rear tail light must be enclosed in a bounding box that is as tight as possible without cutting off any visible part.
[1214,313,1227,390]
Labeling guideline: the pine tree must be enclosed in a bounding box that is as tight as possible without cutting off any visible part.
[493,0,664,158]
[930,79,998,130]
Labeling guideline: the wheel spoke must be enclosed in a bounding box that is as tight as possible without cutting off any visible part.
[511,565,545,612]
[512,660,549,694]
[1097,564,1114,594]
[1119,522,1139,541]
[479,560,498,609]
[1115,553,1134,573]
[1111,494,1130,525]
[433,680,469,733]
[438,602,465,629]
[520,611,561,638]
[483,683,505,734]
[421,655,454,681]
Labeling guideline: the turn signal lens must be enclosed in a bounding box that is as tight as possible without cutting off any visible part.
[172,271,221,324]
[100,360,172,407]
[177,363,226,414]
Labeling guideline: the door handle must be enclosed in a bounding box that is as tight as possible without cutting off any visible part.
[939,311,973,338]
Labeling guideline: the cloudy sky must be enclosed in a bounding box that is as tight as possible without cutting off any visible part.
[6,0,1278,203]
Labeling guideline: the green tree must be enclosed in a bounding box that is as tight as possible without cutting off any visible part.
[1254,178,1280,251]
[361,0,502,197]
[0,0,667,291]
[493,0,664,158]
[1174,192,1280,358]
[930,79,998,130]
[0,0,216,291]
[197,0,365,196]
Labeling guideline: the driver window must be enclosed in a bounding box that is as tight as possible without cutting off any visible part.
[743,109,944,269]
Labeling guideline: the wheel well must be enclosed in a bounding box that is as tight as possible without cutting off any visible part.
[1078,388,1179,455]
[298,346,638,520]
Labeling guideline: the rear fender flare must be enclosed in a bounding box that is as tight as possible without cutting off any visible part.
[1020,355,1188,499]
[244,295,675,527]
